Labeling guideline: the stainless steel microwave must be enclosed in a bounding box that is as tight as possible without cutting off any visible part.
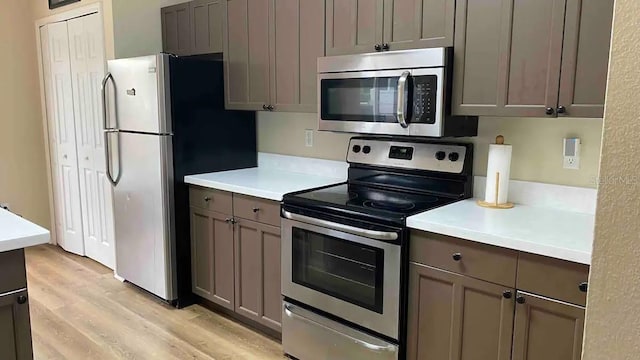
[318,48,477,137]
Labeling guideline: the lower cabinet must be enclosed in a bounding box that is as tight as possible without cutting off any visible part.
[407,263,514,360]
[408,231,588,360]
[190,207,235,310]
[189,187,282,333]
[234,218,282,331]
[512,291,585,360]
[0,290,32,360]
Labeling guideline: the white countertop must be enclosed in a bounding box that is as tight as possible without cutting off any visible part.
[185,167,345,201]
[0,209,50,253]
[407,199,594,265]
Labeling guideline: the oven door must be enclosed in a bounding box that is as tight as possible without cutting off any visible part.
[318,68,446,137]
[281,215,401,340]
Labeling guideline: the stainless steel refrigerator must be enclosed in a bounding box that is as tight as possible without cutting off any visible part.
[102,54,256,304]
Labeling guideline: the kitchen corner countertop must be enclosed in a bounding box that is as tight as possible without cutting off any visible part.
[184,167,345,201]
[406,199,595,265]
[0,209,50,253]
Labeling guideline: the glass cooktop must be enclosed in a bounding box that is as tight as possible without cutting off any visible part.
[285,183,458,223]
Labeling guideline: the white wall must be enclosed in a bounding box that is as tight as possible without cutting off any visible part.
[112,0,187,58]
[582,0,640,357]
[258,112,603,188]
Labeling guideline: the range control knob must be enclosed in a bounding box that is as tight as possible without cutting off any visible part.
[435,151,446,161]
[448,152,460,162]
[352,145,362,153]
[363,146,371,154]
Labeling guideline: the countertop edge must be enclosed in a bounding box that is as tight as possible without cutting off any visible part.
[184,177,283,201]
[406,219,592,265]
[0,231,50,253]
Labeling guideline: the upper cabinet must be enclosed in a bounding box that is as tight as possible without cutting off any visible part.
[452,0,614,118]
[326,0,383,55]
[326,0,454,56]
[161,0,224,56]
[161,2,192,56]
[223,0,326,112]
[191,0,225,55]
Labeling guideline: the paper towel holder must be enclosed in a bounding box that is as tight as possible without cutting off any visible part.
[476,135,515,209]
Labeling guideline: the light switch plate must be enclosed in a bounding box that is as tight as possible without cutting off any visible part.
[305,129,313,147]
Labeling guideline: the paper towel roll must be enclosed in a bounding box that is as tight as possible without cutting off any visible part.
[484,144,512,204]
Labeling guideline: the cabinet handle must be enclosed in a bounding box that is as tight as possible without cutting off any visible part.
[516,296,526,304]
[452,253,462,261]
[225,218,232,223]
[252,207,260,213]
[545,107,555,116]
[17,295,27,305]
[382,43,390,51]
[557,105,567,115]
[230,218,237,225]
[502,291,512,299]
[204,196,211,202]
[579,282,588,293]
[267,105,274,111]
[262,104,268,111]
[374,44,382,51]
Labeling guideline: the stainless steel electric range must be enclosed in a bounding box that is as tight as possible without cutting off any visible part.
[280,137,474,360]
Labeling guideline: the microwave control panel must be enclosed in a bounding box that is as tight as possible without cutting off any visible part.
[413,75,438,124]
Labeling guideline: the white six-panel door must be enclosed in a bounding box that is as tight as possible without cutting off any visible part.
[40,22,85,256]
[67,14,115,269]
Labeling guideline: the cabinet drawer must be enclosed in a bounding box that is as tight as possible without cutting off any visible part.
[233,194,281,227]
[517,253,589,306]
[189,187,233,214]
[0,250,27,294]
[410,231,518,287]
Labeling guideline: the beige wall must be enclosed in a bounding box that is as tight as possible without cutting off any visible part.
[258,112,603,188]
[112,0,188,58]
[0,0,50,226]
[582,0,640,358]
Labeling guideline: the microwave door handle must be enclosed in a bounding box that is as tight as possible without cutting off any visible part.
[396,71,410,128]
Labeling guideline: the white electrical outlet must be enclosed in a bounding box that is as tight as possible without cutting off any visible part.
[305,129,314,147]
[563,138,581,170]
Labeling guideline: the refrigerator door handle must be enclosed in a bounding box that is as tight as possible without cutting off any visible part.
[101,72,115,130]
[104,129,121,186]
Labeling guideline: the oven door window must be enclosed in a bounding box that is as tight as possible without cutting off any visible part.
[292,227,384,313]
[321,77,406,123]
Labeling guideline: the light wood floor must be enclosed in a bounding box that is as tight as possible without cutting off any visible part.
[25,245,285,360]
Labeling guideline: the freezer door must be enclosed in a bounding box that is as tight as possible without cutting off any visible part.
[112,132,176,301]
[105,54,171,134]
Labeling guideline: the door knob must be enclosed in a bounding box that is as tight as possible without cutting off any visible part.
[545,107,555,115]
[204,196,211,202]
[17,295,27,305]
[262,104,268,110]
[252,207,260,213]
[557,105,567,115]
[374,44,382,51]
[267,105,274,111]
[85,156,89,161]
[502,291,512,299]
[63,154,68,159]
[452,253,462,261]
[516,296,526,304]
[579,282,588,292]
[382,43,390,51]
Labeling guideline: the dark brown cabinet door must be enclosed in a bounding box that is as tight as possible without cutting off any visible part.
[557,0,614,118]
[326,0,384,55]
[234,219,282,332]
[0,290,32,360]
[453,0,567,117]
[407,263,514,360]
[512,291,585,360]
[382,0,454,51]
[270,0,325,112]
[190,0,224,55]
[190,207,235,310]
[223,0,271,110]
[161,2,192,56]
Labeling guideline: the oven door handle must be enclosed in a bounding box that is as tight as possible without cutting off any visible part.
[282,210,398,241]
[396,71,410,129]
[284,303,398,353]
